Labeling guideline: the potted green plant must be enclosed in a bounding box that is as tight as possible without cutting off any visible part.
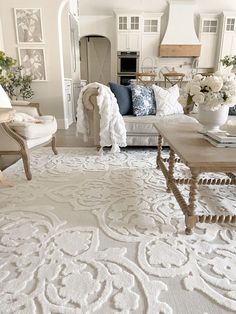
[0,51,34,101]
[220,55,236,68]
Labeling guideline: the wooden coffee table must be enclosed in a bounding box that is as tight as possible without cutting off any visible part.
[154,119,236,235]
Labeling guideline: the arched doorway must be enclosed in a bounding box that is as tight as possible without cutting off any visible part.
[80,35,111,85]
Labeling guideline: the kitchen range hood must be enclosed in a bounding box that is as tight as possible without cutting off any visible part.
[160,0,201,57]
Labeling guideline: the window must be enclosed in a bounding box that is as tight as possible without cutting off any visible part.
[202,20,217,33]
[144,19,158,32]
[119,16,127,30]
[130,16,139,30]
[226,18,235,31]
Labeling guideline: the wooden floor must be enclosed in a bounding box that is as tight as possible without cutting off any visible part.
[56,123,94,147]
[0,123,91,171]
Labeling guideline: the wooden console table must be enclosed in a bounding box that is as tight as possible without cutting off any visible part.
[154,120,236,234]
[0,108,15,187]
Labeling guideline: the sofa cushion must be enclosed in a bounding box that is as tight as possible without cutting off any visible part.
[109,82,132,115]
[123,113,197,135]
[229,105,236,115]
[10,115,57,139]
[152,84,184,116]
[123,115,159,134]
[131,85,156,116]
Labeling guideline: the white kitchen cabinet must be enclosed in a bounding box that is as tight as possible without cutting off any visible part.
[64,78,74,128]
[217,11,236,70]
[117,15,140,31]
[140,14,163,70]
[116,13,141,51]
[117,32,140,51]
[198,14,220,70]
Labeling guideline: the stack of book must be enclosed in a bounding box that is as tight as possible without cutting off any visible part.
[203,131,236,147]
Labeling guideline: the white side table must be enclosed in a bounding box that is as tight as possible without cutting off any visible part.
[0,109,15,187]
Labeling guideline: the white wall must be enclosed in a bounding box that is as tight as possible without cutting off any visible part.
[0,18,4,51]
[196,0,236,12]
[0,0,70,129]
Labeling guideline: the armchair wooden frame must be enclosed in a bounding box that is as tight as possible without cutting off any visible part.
[0,103,58,181]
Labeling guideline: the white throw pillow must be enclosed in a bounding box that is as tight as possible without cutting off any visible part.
[0,85,12,108]
[152,84,184,116]
[13,112,42,124]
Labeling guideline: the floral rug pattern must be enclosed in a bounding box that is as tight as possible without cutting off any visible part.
[1,148,236,314]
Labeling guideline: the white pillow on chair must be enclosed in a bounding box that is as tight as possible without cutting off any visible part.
[13,112,41,123]
[152,84,183,116]
[0,85,12,108]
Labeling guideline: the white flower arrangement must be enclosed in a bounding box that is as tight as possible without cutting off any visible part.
[178,71,236,111]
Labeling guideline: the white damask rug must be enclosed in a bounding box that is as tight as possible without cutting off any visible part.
[1,147,236,314]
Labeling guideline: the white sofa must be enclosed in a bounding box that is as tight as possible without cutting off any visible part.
[80,87,197,147]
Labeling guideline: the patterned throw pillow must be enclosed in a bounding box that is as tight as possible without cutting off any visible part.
[229,105,236,115]
[152,84,184,116]
[131,85,156,116]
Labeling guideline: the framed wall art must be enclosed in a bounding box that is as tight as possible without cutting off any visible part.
[18,48,47,81]
[14,8,44,43]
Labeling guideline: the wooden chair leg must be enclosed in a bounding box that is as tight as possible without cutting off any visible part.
[51,136,58,155]
[21,149,32,181]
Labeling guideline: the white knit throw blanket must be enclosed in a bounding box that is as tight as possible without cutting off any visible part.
[76,82,127,153]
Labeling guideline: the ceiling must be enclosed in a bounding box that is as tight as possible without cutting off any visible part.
[79,0,168,15]
[79,0,236,16]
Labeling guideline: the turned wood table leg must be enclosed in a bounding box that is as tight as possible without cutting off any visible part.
[185,170,199,235]
[167,148,175,193]
[156,134,163,169]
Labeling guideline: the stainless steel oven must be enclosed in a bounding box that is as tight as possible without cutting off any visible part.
[117,51,139,85]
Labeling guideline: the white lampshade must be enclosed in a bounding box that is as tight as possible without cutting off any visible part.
[0,85,12,108]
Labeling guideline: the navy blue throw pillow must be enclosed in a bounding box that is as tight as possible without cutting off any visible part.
[109,82,133,115]
[229,105,236,115]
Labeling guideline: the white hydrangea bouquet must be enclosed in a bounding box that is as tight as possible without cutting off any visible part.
[178,71,236,111]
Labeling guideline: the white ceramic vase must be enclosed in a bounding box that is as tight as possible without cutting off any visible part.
[198,104,229,133]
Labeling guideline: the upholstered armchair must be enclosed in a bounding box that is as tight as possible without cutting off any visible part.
[0,86,58,180]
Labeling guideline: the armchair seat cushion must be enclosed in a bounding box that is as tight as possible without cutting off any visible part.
[10,115,57,139]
